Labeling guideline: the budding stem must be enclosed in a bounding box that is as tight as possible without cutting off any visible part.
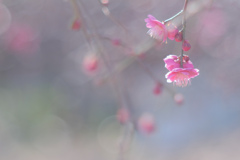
[180,0,188,68]
[70,0,93,49]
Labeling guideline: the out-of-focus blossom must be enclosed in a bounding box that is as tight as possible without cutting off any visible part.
[116,107,129,124]
[82,54,99,74]
[138,113,155,134]
[71,18,81,31]
[153,82,163,95]
[4,24,39,54]
[175,31,183,42]
[182,40,191,51]
[165,68,199,87]
[100,0,109,6]
[164,55,194,71]
[111,39,121,46]
[166,23,178,40]
[174,93,184,105]
[145,15,167,42]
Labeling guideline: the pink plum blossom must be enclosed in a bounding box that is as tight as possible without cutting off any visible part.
[166,23,178,40]
[174,93,184,105]
[100,0,109,5]
[82,54,99,74]
[145,15,167,42]
[138,113,155,134]
[165,68,199,87]
[164,55,194,71]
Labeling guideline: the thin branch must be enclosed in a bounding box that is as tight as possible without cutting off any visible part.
[164,9,183,23]
[70,0,92,49]
[180,0,188,67]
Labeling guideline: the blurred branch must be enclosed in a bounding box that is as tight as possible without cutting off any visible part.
[70,0,92,49]
[180,0,188,67]
[77,0,138,131]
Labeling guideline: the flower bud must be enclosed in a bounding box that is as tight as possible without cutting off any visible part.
[174,93,184,105]
[82,54,98,73]
[175,31,183,42]
[138,113,155,134]
[182,40,191,51]
[153,82,163,95]
[71,18,81,31]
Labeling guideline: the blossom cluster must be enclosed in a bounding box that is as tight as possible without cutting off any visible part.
[145,15,199,87]
[164,55,199,87]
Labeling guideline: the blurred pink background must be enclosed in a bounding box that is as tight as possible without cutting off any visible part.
[0,0,239,159]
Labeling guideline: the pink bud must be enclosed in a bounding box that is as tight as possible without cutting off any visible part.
[183,55,190,62]
[116,108,129,124]
[71,18,81,31]
[112,39,121,46]
[167,23,178,40]
[175,31,183,42]
[182,40,191,51]
[174,93,184,105]
[100,0,109,5]
[138,113,155,134]
[82,54,98,73]
[153,83,163,95]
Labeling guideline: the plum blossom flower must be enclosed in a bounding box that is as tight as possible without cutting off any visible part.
[145,15,167,42]
[164,55,199,87]
[174,93,184,105]
[166,23,178,40]
[138,113,155,134]
[82,54,99,74]
[165,68,199,87]
[164,55,194,71]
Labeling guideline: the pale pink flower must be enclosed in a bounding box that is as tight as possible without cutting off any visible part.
[164,55,194,71]
[174,93,184,105]
[165,68,199,87]
[145,15,167,42]
[82,54,99,74]
[100,0,109,5]
[138,113,155,134]
[166,23,178,40]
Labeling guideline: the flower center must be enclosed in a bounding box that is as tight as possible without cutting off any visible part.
[174,73,190,87]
